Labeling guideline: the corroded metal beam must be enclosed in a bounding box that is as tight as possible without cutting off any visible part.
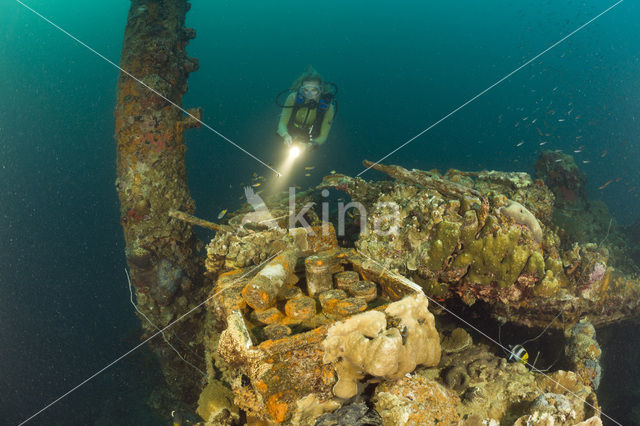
[114,0,204,404]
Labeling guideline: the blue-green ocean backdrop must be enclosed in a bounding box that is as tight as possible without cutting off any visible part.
[2,0,640,424]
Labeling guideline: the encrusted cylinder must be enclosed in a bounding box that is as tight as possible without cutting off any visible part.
[334,270,360,291]
[334,297,367,316]
[319,289,347,313]
[242,251,298,310]
[347,280,378,302]
[251,307,284,325]
[305,253,335,297]
[285,296,317,321]
[263,323,292,340]
[280,285,303,300]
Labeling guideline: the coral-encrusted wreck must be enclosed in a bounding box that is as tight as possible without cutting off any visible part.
[114,2,637,423]
[182,158,639,424]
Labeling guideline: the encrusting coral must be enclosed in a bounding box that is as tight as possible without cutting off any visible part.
[322,293,441,398]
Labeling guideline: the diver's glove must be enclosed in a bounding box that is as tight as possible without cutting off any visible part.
[284,134,293,146]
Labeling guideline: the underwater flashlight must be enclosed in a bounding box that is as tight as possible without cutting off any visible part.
[289,145,301,159]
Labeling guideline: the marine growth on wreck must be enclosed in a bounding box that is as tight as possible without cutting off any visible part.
[106,2,638,425]
[141,153,637,425]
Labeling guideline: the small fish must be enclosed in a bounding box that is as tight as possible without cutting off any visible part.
[554,159,563,163]
[217,209,227,219]
[514,121,520,128]
[330,170,336,174]
[573,149,582,153]
[516,141,525,147]
[531,118,538,124]
[305,173,311,177]
[252,182,261,187]
[171,410,183,426]
[522,116,528,121]
[598,179,613,190]
[576,135,583,139]
[304,166,315,170]
[582,160,591,164]
[508,344,529,365]
[615,177,622,182]
[536,128,544,136]
[252,172,257,177]
[558,118,565,122]
[539,141,548,146]
[600,150,608,158]
[553,86,558,92]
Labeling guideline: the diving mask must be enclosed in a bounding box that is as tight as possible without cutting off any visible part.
[301,83,321,99]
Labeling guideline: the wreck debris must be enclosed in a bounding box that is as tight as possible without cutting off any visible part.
[169,208,232,232]
[115,0,204,402]
[314,402,382,426]
[196,379,239,425]
[190,157,640,424]
[321,161,640,329]
[206,225,337,271]
[207,234,436,423]
[363,159,483,200]
[241,250,298,310]
[565,319,602,390]
[305,252,339,296]
[374,374,460,424]
[535,150,587,209]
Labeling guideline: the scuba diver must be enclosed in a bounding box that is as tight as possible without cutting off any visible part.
[276,67,337,151]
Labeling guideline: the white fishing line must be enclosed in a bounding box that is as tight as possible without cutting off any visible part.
[125,268,207,378]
